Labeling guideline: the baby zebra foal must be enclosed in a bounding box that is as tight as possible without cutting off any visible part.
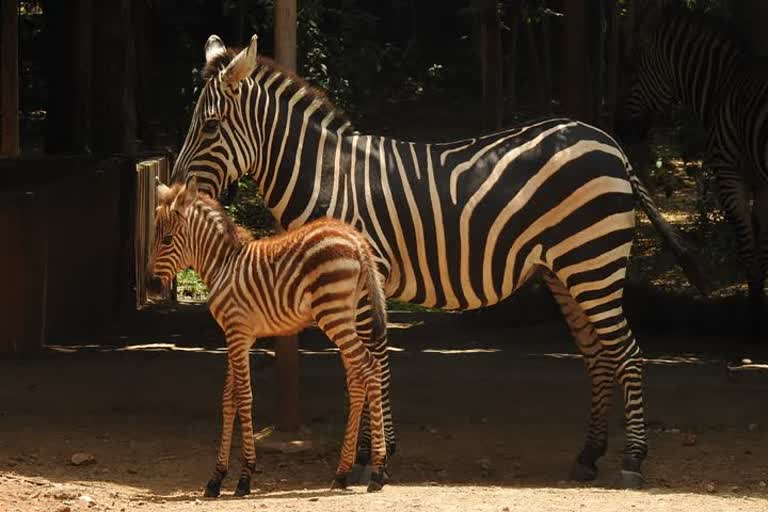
[146,177,389,497]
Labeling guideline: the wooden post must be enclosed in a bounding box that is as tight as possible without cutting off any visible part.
[474,0,503,130]
[0,0,19,157]
[561,0,596,123]
[273,0,300,433]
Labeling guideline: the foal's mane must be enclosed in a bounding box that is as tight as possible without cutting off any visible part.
[160,184,253,248]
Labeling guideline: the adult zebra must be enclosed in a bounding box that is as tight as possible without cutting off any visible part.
[618,7,768,338]
[171,34,707,487]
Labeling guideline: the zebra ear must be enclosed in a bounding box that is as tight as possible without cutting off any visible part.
[205,35,226,66]
[223,34,258,85]
[156,181,173,204]
[171,176,199,217]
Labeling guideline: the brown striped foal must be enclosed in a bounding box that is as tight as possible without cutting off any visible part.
[147,177,388,497]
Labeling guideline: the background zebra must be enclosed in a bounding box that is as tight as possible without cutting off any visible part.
[147,177,390,496]
[618,7,768,338]
[170,34,708,488]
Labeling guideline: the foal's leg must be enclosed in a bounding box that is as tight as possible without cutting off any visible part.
[358,354,386,492]
[354,298,396,466]
[226,336,258,497]
[330,362,366,490]
[204,362,236,497]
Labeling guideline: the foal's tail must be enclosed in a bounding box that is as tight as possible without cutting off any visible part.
[355,240,388,344]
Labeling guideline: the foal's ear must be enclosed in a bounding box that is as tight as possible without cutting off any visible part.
[171,176,199,217]
[156,178,173,204]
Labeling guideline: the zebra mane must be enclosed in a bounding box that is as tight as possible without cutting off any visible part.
[202,48,350,126]
[160,184,254,249]
[660,7,748,55]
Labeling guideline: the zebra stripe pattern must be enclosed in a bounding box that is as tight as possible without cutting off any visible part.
[171,34,706,486]
[147,177,389,496]
[619,8,768,336]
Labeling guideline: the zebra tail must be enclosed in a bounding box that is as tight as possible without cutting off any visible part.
[626,163,711,297]
[362,251,388,344]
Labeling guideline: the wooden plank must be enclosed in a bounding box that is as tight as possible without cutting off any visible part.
[0,0,19,157]
[273,0,300,432]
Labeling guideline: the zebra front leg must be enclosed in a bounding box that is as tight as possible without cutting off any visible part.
[715,171,760,338]
[749,186,768,342]
[227,341,258,497]
[542,270,612,481]
[204,362,236,498]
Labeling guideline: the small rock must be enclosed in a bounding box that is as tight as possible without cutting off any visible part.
[71,453,96,466]
[78,495,95,507]
[758,481,767,488]
[730,485,741,493]
[682,433,697,446]
[55,507,71,512]
[477,457,492,471]
[309,497,319,502]
[127,468,138,475]
[194,499,202,505]
[748,423,760,432]
[704,482,716,493]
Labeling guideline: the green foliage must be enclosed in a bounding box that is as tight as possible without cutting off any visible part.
[176,269,209,302]
[222,177,275,237]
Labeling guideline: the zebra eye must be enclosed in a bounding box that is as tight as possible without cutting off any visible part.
[161,235,173,245]
[201,119,219,134]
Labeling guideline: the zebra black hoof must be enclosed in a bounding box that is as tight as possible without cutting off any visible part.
[355,450,371,466]
[331,473,348,490]
[367,471,385,492]
[234,477,251,497]
[203,478,222,498]
[619,470,645,489]
[569,460,598,481]
[347,463,372,485]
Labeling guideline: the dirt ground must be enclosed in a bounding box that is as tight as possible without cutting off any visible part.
[2,304,768,512]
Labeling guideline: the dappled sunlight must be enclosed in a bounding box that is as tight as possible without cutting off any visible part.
[421,348,502,354]
[534,352,724,366]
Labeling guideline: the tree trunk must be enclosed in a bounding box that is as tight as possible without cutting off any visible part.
[0,0,19,157]
[540,10,553,113]
[603,0,619,129]
[524,18,546,111]
[561,0,595,123]
[475,0,503,130]
[92,0,137,156]
[505,0,522,115]
[731,2,768,56]
[273,0,300,433]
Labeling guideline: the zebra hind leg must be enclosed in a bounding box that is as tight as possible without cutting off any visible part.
[542,271,612,482]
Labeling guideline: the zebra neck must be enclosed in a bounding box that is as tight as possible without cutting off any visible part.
[187,204,240,290]
[662,27,743,126]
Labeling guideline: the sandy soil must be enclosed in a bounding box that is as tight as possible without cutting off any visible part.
[2,307,768,512]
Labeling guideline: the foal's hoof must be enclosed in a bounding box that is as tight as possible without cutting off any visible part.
[619,470,645,489]
[367,471,385,492]
[347,463,372,485]
[569,460,598,482]
[331,473,348,490]
[203,479,222,498]
[234,477,251,497]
